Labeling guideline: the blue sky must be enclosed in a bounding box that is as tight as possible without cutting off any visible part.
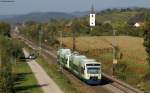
[0,0,150,15]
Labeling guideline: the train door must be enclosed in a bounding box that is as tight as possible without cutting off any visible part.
[66,55,70,68]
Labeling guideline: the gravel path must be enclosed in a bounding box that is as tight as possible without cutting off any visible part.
[23,49,63,93]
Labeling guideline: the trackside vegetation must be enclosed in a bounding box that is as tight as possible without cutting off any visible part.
[0,22,24,93]
[36,57,83,93]
[13,56,43,93]
[143,13,150,81]
[0,22,43,93]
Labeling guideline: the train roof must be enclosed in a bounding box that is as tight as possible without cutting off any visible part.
[59,48,72,58]
[72,55,86,57]
[59,48,71,52]
[80,58,101,66]
[85,61,101,65]
[81,59,96,62]
[72,55,87,60]
[71,55,87,66]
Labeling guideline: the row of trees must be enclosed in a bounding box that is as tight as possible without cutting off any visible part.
[21,20,145,37]
[98,7,150,15]
[19,21,60,48]
[143,13,150,80]
[0,22,23,93]
[17,7,150,40]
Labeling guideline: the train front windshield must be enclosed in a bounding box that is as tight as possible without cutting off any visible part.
[86,64,101,74]
[87,68,100,74]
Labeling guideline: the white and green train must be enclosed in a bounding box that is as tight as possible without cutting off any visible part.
[57,48,102,84]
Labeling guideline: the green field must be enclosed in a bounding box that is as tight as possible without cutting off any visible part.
[13,61,43,93]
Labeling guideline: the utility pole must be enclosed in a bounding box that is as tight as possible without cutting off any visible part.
[0,54,1,67]
[68,20,76,52]
[72,28,76,52]
[112,29,117,76]
[60,30,63,49]
[38,25,43,55]
[59,30,63,72]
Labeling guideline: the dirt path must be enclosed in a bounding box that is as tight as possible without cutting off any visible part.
[23,48,63,93]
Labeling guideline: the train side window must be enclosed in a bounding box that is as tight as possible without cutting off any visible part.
[81,67,84,74]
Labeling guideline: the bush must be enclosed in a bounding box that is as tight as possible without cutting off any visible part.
[115,62,128,80]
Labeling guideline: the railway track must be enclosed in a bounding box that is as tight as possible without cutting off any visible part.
[19,36,144,93]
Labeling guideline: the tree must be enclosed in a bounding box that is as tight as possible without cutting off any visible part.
[0,22,11,37]
[0,50,13,93]
[143,14,150,67]
[0,22,23,93]
[0,35,13,93]
[143,13,150,81]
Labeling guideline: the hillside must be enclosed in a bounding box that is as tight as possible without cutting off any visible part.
[96,11,137,28]
[0,12,75,23]
[0,8,149,25]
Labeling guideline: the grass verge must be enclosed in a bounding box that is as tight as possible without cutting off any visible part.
[36,57,82,93]
[12,61,43,93]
